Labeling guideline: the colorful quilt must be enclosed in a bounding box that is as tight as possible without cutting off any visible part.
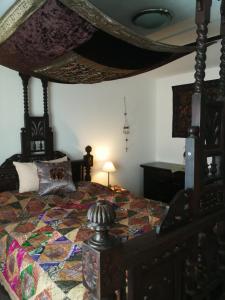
[0,182,168,300]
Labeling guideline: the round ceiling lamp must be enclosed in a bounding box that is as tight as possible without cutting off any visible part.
[132,8,173,30]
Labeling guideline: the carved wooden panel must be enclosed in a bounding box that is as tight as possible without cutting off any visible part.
[184,226,225,300]
[130,262,175,300]
[172,79,219,137]
[204,103,223,147]
[82,241,124,299]
[126,219,225,300]
[200,191,224,214]
[82,245,99,292]
[30,118,45,139]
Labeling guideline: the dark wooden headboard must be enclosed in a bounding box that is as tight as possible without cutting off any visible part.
[0,73,93,192]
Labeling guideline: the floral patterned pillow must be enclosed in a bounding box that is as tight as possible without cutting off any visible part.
[35,161,76,196]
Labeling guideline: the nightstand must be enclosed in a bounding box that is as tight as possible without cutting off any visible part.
[140,162,185,203]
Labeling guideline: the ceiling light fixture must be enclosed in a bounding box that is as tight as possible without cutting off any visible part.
[132,8,173,30]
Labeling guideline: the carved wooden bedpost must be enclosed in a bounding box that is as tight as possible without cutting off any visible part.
[19,73,30,121]
[84,145,93,181]
[83,200,124,299]
[219,0,225,187]
[185,0,212,217]
[19,72,31,160]
[41,79,49,118]
[41,79,53,158]
[219,0,225,99]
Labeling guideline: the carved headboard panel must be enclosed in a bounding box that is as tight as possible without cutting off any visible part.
[20,73,54,160]
[0,73,93,192]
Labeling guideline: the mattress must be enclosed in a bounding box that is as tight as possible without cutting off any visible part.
[0,182,168,299]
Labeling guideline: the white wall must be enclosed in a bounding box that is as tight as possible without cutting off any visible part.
[0,68,23,161]
[0,66,156,195]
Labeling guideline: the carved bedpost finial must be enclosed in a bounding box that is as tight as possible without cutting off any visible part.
[85,145,92,157]
[84,145,93,181]
[87,200,117,250]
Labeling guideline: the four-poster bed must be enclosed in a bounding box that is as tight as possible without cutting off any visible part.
[0,0,225,299]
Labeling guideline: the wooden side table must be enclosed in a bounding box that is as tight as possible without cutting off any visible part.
[140,162,185,203]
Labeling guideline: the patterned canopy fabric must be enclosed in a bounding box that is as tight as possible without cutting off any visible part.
[0,0,193,84]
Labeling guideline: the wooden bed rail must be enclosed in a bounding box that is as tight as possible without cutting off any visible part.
[126,210,225,300]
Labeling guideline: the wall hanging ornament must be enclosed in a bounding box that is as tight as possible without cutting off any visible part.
[123,96,130,152]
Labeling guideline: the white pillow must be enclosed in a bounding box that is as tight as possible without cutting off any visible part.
[13,156,68,193]
[13,162,39,193]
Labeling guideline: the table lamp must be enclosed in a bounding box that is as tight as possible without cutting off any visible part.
[102,161,116,187]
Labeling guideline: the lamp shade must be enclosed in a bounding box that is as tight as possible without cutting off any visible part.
[102,161,116,173]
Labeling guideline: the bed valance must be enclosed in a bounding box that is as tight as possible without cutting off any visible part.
[0,0,195,84]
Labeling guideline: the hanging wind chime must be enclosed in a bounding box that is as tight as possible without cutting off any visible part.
[123,97,130,152]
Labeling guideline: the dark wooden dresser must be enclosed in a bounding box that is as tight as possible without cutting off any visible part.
[140,162,185,203]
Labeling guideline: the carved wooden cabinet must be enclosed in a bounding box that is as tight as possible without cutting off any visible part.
[140,162,185,203]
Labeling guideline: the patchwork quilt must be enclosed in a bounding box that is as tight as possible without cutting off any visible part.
[0,182,168,300]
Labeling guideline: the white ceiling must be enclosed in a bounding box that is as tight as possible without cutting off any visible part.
[0,0,16,18]
[89,0,221,45]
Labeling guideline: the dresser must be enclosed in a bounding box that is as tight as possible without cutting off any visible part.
[140,162,185,203]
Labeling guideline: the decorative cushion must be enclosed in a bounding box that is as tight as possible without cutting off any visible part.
[35,161,76,196]
[13,162,39,193]
[13,156,68,193]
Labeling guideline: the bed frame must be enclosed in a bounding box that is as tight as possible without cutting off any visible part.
[0,2,224,300]
[82,1,225,299]
[0,73,93,192]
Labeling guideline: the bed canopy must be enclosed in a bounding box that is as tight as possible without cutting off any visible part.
[0,0,202,84]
